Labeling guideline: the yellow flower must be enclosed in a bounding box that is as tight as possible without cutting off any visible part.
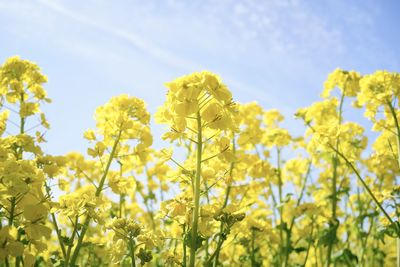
[19,102,40,117]
[84,129,97,140]
[156,71,237,142]
[322,68,361,98]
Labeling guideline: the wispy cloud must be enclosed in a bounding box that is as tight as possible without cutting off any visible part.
[34,0,293,113]
[37,0,201,71]
[1,0,389,114]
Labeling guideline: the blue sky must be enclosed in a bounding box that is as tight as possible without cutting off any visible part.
[0,0,399,155]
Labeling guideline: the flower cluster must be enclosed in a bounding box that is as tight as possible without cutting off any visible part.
[1,57,400,267]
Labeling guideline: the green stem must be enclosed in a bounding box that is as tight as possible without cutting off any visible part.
[255,144,279,226]
[329,144,397,229]
[283,162,312,267]
[208,235,224,267]
[17,92,26,158]
[326,156,338,267]
[45,184,67,259]
[5,93,26,265]
[250,229,256,267]
[386,100,400,267]
[222,137,235,208]
[15,254,21,267]
[65,216,79,266]
[119,194,125,218]
[213,137,236,267]
[69,131,122,266]
[189,112,203,267]
[397,238,400,267]
[387,100,400,168]
[276,148,285,265]
[8,198,15,227]
[183,224,187,267]
[331,145,400,267]
[303,218,315,267]
[326,92,345,267]
[129,239,136,267]
[119,162,125,218]
[7,93,26,227]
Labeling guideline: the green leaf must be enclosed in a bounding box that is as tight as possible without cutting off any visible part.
[377,221,400,238]
[184,230,205,251]
[333,248,358,265]
[293,246,307,253]
[318,223,338,247]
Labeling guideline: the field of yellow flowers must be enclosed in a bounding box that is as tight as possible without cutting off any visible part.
[0,56,399,266]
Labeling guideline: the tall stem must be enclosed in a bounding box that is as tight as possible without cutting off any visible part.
[213,137,236,266]
[304,219,315,267]
[397,238,400,267]
[387,100,400,267]
[45,184,67,259]
[326,92,345,267]
[69,131,122,266]
[329,145,396,227]
[283,162,312,267]
[387,100,400,168]
[250,229,256,267]
[65,216,79,266]
[222,137,235,208]
[276,148,284,265]
[6,93,26,265]
[183,224,187,267]
[8,93,26,226]
[129,239,136,267]
[189,112,202,267]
